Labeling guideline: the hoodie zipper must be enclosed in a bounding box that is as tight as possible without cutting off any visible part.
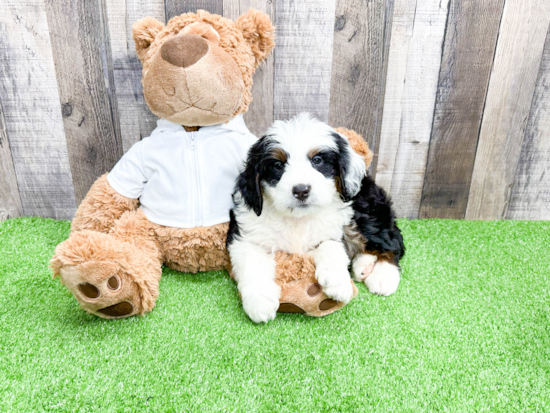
[190,133,202,227]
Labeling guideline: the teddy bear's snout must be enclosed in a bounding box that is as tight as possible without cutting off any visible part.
[161,33,209,68]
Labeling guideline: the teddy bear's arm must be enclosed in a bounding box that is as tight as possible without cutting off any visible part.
[71,174,139,234]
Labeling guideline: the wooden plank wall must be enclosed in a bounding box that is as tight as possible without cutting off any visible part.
[1,0,549,221]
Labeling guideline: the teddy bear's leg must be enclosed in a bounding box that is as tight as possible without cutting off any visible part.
[274,252,358,317]
[70,174,139,234]
[154,223,230,274]
[50,210,162,319]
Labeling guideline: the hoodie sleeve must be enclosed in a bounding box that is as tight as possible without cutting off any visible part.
[107,140,148,199]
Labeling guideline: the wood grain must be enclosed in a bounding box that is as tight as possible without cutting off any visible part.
[273,0,336,123]
[376,0,450,218]
[0,0,76,219]
[419,0,505,219]
[466,0,550,220]
[507,27,550,220]
[45,0,123,205]
[105,0,165,152]
[374,0,417,194]
[0,101,23,221]
[165,0,223,21]
[223,0,274,137]
[328,0,393,171]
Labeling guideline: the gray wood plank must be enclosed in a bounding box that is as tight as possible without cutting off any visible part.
[328,0,393,173]
[507,26,550,220]
[223,0,273,137]
[0,0,77,219]
[419,0,505,219]
[45,0,123,205]
[105,0,165,152]
[466,0,550,220]
[165,0,223,21]
[0,100,23,221]
[376,0,450,218]
[273,0,336,122]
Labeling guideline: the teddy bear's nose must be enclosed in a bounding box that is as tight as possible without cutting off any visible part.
[160,33,209,68]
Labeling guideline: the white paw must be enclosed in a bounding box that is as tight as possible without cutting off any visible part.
[316,266,353,304]
[364,261,400,296]
[352,253,378,281]
[240,282,281,323]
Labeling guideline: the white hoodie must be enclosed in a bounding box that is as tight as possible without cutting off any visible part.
[107,115,256,228]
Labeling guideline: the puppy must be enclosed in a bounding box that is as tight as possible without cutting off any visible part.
[227,113,405,323]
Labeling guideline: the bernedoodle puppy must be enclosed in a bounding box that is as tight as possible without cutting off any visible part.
[227,113,405,323]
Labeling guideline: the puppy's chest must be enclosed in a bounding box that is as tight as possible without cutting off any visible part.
[243,208,353,254]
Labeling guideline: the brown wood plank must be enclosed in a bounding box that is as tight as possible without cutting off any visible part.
[418,0,505,219]
[328,0,393,174]
[466,0,550,220]
[507,27,550,220]
[0,101,23,221]
[223,0,273,137]
[165,0,223,21]
[0,0,77,219]
[105,0,165,152]
[45,0,124,205]
[273,0,336,122]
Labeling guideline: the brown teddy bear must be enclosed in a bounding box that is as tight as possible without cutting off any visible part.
[50,9,371,320]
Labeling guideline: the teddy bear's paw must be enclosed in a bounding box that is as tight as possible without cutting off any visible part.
[363,261,400,296]
[316,264,354,304]
[58,261,142,318]
[240,282,281,323]
[351,253,378,282]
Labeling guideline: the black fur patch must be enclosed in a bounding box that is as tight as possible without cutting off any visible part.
[330,132,353,201]
[226,209,240,247]
[351,175,405,265]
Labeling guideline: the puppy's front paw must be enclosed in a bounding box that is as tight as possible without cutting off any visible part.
[241,282,281,323]
[364,261,400,296]
[352,253,378,281]
[316,266,353,304]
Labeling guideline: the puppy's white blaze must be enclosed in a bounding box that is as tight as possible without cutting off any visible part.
[363,261,400,296]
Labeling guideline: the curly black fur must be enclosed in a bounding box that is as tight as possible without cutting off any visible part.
[351,175,405,265]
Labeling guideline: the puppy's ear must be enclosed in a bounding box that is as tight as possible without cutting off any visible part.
[236,139,267,216]
[235,8,275,68]
[332,132,367,201]
[133,17,165,63]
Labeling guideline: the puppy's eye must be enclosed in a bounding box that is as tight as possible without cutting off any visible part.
[311,156,323,165]
[273,161,284,170]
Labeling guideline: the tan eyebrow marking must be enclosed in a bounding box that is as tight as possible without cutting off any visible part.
[308,148,321,159]
[271,147,288,162]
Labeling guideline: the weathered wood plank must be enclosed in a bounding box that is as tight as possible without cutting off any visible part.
[328,0,393,169]
[376,0,450,218]
[105,0,165,152]
[165,0,223,21]
[466,0,550,220]
[374,0,417,194]
[273,0,336,122]
[223,0,273,137]
[419,0,505,219]
[507,27,550,220]
[0,101,23,221]
[45,0,123,205]
[0,0,77,219]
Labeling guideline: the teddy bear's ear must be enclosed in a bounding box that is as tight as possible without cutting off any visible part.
[235,8,275,68]
[132,17,165,62]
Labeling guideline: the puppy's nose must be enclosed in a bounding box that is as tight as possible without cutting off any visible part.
[161,33,209,68]
[292,184,311,201]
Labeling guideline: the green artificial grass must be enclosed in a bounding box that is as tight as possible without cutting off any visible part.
[0,217,549,412]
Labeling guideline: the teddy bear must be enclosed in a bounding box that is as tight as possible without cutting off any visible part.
[50,9,372,320]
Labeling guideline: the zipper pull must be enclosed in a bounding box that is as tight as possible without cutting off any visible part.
[190,133,196,149]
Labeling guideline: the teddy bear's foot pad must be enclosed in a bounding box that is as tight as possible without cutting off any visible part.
[98,302,134,317]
